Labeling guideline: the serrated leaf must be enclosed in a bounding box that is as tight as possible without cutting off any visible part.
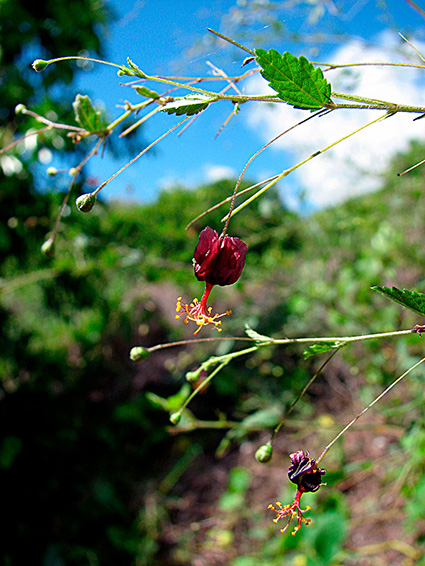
[244,324,271,343]
[255,48,332,110]
[303,341,344,359]
[160,94,214,116]
[134,86,160,99]
[72,94,106,134]
[372,286,425,317]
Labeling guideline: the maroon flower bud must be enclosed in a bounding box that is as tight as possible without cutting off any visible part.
[193,227,247,287]
[288,450,326,493]
[175,227,247,334]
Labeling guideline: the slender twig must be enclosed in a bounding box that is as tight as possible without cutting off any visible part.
[92,116,191,197]
[270,349,340,444]
[0,126,51,156]
[207,28,255,56]
[313,60,425,71]
[316,357,425,464]
[18,107,85,132]
[49,137,103,242]
[185,174,281,231]
[399,32,425,63]
[222,111,393,222]
[402,0,425,19]
[137,328,415,354]
[220,107,329,236]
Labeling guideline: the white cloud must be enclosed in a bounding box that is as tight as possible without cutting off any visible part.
[245,32,425,207]
[203,163,236,183]
[158,162,236,191]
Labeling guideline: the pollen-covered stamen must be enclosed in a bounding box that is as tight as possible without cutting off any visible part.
[175,283,231,335]
[268,490,312,535]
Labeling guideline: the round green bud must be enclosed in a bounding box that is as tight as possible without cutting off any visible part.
[169,411,182,425]
[46,167,58,177]
[76,193,96,213]
[69,168,77,176]
[185,370,199,382]
[15,104,26,115]
[32,59,49,72]
[255,443,273,464]
[41,238,55,257]
[129,346,150,363]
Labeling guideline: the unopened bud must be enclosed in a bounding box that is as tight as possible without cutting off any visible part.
[129,346,149,363]
[32,59,49,72]
[76,193,96,213]
[15,104,26,115]
[41,238,55,257]
[69,168,77,176]
[185,370,200,382]
[47,167,58,177]
[255,443,273,463]
[170,411,182,425]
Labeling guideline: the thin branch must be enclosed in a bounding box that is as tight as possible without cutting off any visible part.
[220,107,329,236]
[270,348,340,444]
[223,111,393,222]
[316,357,425,464]
[92,116,191,197]
[185,174,281,231]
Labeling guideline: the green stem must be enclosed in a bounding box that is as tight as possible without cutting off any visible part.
[270,349,340,444]
[177,361,229,416]
[222,112,392,222]
[271,328,414,346]
[207,28,256,56]
[41,55,123,70]
[331,91,425,113]
[174,345,262,418]
[316,357,425,465]
[140,328,415,354]
[92,116,190,197]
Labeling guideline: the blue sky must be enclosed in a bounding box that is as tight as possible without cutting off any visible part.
[72,0,425,210]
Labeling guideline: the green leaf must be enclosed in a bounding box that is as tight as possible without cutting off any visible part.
[160,94,214,116]
[145,383,190,412]
[303,341,344,359]
[244,323,271,343]
[72,94,106,134]
[255,48,332,110]
[134,86,160,99]
[372,285,425,317]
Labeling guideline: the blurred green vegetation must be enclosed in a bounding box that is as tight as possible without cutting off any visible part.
[2,140,425,563]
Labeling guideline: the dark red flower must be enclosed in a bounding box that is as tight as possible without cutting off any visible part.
[269,450,326,535]
[176,227,247,335]
[193,227,247,286]
[288,450,326,493]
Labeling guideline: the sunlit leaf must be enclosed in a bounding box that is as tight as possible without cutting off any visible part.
[134,86,160,99]
[244,324,271,343]
[372,285,425,317]
[72,94,106,134]
[161,94,214,116]
[303,341,344,359]
[255,48,332,110]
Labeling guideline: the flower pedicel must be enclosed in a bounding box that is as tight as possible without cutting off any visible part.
[176,226,247,334]
[269,450,326,535]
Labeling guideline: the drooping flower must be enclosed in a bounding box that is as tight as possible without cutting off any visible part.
[269,450,326,535]
[193,226,247,286]
[176,227,247,335]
